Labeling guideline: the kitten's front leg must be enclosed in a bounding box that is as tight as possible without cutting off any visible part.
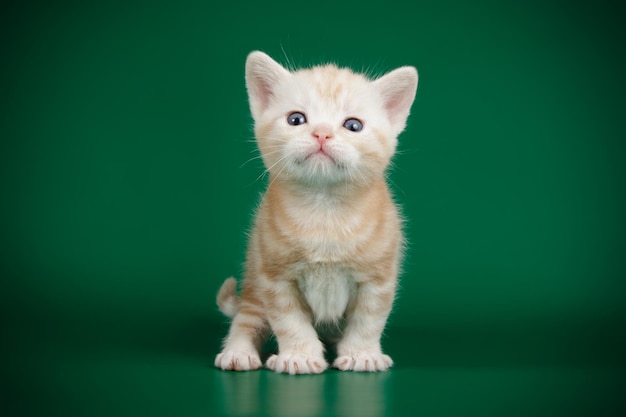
[263,278,328,375]
[334,279,396,372]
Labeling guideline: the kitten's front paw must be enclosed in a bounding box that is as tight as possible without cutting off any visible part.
[215,350,262,371]
[266,353,328,375]
[333,352,393,372]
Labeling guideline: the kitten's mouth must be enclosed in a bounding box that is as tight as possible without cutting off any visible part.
[305,148,336,163]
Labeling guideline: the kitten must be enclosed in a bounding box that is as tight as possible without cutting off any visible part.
[215,51,418,374]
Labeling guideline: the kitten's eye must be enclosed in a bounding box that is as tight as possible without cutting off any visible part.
[343,118,363,132]
[287,112,307,126]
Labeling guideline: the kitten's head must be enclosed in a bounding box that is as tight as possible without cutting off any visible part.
[245,51,418,188]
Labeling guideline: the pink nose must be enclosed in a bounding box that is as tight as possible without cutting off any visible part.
[312,125,333,144]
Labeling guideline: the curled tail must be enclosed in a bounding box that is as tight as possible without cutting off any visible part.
[216,277,240,318]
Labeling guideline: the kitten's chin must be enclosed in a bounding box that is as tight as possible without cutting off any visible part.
[287,154,348,186]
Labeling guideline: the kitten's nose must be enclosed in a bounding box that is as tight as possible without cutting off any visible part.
[312,125,334,144]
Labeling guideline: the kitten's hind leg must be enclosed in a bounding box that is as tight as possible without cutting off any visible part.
[215,302,269,371]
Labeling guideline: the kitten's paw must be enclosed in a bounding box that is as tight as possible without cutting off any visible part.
[266,353,328,375]
[333,352,393,372]
[215,350,262,371]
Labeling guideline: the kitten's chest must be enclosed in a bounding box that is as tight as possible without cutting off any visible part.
[297,264,356,323]
[299,234,357,263]
[287,200,370,263]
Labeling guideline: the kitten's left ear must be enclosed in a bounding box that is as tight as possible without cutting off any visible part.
[245,51,290,120]
[373,66,418,135]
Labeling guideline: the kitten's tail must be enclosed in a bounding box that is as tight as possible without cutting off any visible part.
[216,277,240,318]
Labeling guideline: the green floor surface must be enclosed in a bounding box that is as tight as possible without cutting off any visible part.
[3,315,625,417]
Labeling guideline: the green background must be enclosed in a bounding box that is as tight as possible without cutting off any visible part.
[2,0,625,416]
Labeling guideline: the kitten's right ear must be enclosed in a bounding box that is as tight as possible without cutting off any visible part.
[245,51,290,120]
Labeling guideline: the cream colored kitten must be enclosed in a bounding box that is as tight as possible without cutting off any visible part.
[215,51,418,374]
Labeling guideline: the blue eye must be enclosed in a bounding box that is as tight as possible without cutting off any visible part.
[287,112,307,126]
[343,118,363,132]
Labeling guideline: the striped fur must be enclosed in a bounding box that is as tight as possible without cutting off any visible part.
[215,51,418,374]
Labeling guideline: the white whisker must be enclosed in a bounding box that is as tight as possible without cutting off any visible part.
[267,159,290,191]
[254,152,291,184]
[239,149,283,169]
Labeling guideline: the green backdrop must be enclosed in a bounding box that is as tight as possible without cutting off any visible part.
[2,0,625,416]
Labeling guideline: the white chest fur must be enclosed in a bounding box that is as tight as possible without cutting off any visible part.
[297,264,356,324]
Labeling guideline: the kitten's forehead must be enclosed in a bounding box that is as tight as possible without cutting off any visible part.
[272,64,376,124]
[297,65,369,101]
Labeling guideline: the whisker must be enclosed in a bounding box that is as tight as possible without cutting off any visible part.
[239,154,264,169]
[387,176,407,198]
[244,137,290,145]
[355,166,370,186]
[280,43,295,72]
[239,150,283,169]
[254,152,291,184]
[267,160,290,191]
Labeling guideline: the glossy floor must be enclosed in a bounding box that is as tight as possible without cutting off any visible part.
[4,318,625,417]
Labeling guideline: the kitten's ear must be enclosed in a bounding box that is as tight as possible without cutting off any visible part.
[245,51,290,120]
[373,66,418,135]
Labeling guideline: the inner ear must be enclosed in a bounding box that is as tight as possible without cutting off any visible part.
[374,66,418,134]
[245,51,290,119]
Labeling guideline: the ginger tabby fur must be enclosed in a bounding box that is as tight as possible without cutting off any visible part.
[215,51,418,374]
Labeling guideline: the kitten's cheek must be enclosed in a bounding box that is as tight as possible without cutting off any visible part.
[290,143,320,163]
[330,146,358,168]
